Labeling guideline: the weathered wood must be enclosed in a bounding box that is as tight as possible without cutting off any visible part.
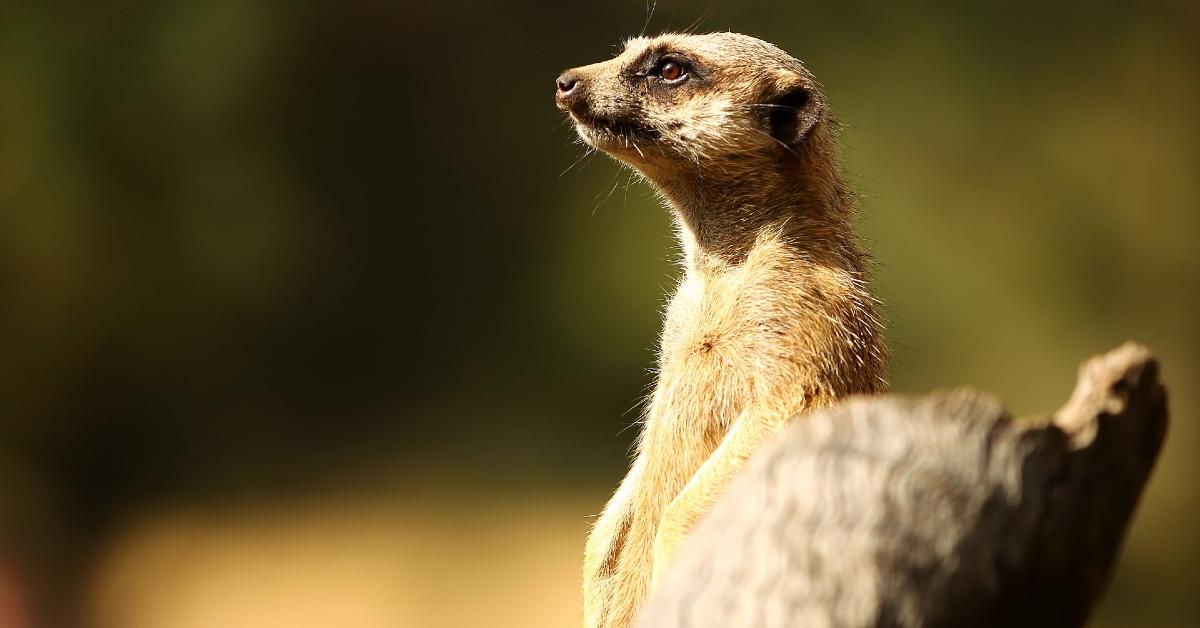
[636,342,1168,628]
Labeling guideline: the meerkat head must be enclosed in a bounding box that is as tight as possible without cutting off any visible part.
[555,32,828,187]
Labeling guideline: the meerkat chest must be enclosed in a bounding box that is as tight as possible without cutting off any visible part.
[653,269,799,430]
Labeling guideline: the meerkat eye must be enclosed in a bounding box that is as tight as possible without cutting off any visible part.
[659,61,685,81]
[651,55,690,83]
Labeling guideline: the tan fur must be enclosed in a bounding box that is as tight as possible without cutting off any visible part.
[556,33,889,627]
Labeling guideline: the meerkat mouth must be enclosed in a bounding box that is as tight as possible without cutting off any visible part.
[570,111,659,152]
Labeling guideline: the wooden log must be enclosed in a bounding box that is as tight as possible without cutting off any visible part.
[636,342,1168,628]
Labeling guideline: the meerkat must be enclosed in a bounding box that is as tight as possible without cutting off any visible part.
[555,32,889,627]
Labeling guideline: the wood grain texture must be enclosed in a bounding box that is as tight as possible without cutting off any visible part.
[635,342,1168,628]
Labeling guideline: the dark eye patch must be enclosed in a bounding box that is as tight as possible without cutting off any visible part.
[624,47,662,77]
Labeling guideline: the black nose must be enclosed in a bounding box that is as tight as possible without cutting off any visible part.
[556,72,580,95]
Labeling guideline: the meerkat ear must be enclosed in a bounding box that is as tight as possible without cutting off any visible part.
[767,85,823,147]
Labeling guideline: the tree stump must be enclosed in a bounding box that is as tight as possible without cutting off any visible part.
[636,342,1168,628]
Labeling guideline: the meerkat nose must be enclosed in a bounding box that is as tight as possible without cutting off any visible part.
[556,72,580,97]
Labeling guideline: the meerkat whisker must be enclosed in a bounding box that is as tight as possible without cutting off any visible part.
[640,0,656,36]
[560,146,598,178]
[592,171,622,215]
[680,11,710,36]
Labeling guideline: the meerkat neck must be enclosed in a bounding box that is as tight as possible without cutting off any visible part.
[649,127,855,268]
[660,174,857,272]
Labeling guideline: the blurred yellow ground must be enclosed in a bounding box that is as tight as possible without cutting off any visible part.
[84,495,597,628]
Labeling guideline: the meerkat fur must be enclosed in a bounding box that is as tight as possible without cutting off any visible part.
[555,32,889,628]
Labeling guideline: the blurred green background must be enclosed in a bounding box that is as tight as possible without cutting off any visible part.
[0,1,1196,626]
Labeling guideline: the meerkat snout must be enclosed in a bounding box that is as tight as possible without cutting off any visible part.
[554,69,595,121]
[555,71,581,98]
